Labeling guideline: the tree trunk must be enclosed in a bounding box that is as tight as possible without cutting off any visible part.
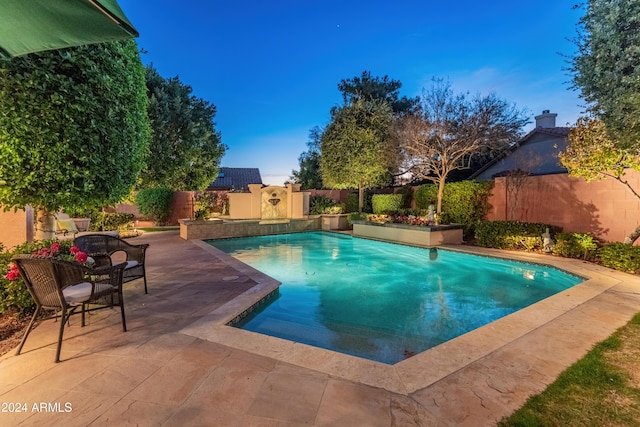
[358,183,364,213]
[35,209,56,240]
[436,179,446,214]
[624,224,640,245]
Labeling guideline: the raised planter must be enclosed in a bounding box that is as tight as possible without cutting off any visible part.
[352,220,463,247]
[179,217,321,240]
[320,214,350,231]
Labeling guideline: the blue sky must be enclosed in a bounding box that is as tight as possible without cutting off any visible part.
[120,1,584,186]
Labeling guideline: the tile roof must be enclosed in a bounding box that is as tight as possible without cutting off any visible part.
[208,167,263,191]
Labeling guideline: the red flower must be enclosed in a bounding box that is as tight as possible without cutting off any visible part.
[69,246,80,254]
[50,242,61,254]
[5,269,19,281]
[74,251,88,264]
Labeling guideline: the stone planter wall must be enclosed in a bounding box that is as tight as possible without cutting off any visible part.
[180,217,321,240]
[320,214,350,231]
[352,221,463,247]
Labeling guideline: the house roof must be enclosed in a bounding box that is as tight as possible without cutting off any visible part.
[470,126,571,180]
[207,167,263,191]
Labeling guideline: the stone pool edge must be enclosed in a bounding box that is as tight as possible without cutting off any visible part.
[179,238,639,396]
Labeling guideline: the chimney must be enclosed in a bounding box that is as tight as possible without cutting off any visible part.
[535,110,557,128]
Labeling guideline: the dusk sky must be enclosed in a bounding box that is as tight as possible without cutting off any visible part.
[120,1,585,186]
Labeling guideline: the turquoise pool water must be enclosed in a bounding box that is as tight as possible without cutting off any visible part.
[207,232,583,364]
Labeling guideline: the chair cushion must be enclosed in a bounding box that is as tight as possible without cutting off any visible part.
[125,260,138,269]
[62,282,93,305]
[57,218,79,234]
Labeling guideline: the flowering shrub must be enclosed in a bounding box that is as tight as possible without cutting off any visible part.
[367,214,434,226]
[1,239,92,315]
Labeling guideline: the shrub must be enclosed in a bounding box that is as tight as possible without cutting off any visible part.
[347,212,368,225]
[346,191,373,213]
[0,239,75,315]
[553,232,598,260]
[90,212,135,231]
[599,243,640,272]
[475,221,561,250]
[194,191,229,219]
[135,188,173,225]
[415,181,493,236]
[310,195,337,215]
[372,194,403,214]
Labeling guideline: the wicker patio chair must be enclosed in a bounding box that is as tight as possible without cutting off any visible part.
[74,234,150,293]
[11,254,127,363]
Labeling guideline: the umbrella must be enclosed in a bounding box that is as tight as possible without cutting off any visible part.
[0,0,138,59]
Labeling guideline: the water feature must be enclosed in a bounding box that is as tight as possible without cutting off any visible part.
[208,232,583,364]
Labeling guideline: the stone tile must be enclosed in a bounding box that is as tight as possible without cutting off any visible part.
[124,360,211,405]
[131,332,197,361]
[17,353,117,392]
[390,395,443,427]
[73,357,162,397]
[247,368,327,424]
[186,362,269,414]
[17,390,119,427]
[315,380,391,426]
[0,384,68,426]
[88,398,175,426]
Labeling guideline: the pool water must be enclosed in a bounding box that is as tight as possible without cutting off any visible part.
[208,232,583,364]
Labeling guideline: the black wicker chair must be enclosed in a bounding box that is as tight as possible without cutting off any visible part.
[74,234,150,294]
[11,255,126,363]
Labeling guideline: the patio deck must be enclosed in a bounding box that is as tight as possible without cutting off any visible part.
[1,230,639,426]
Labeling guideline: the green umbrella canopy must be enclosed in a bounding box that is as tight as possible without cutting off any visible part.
[0,0,138,59]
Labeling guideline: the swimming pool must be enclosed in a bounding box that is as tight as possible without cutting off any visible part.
[207,232,583,364]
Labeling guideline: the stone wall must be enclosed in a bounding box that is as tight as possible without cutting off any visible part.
[179,218,322,240]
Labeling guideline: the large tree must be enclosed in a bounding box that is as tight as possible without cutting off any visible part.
[0,40,150,239]
[338,70,418,115]
[559,116,640,243]
[289,126,323,189]
[321,99,396,211]
[142,66,226,190]
[570,0,640,149]
[392,79,529,214]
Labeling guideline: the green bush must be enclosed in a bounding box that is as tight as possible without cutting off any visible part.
[475,221,561,250]
[194,191,229,220]
[599,243,640,272]
[89,212,135,231]
[310,195,338,215]
[415,181,493,236]
[372,194,403,214]
[135,188,174,225]
[347,211,368,225]
[346,191,373,213]
[553,232,598,260]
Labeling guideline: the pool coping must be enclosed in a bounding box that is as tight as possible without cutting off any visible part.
[179,237,640,395]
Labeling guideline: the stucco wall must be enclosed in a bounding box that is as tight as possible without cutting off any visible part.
[487,170,640,243]
[0,206,33,250]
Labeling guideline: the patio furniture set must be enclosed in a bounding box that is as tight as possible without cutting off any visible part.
[11,234,149,362]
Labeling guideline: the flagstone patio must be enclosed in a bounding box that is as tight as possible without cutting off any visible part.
[1,230,639,426]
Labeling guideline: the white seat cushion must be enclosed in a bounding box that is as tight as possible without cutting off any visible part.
[62,282,93,305]
[125,260,138,269]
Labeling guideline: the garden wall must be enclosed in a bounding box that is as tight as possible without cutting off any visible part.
[0,206,33,250]
[487,170,640,243]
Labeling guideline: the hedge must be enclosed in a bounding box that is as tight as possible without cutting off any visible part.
[599,243,640,273]
[415,181,493,236]
[475,221,561,251]
[135,188,173,225]
[372,194,403,214]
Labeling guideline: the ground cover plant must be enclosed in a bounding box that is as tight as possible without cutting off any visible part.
[499,313,640,426]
